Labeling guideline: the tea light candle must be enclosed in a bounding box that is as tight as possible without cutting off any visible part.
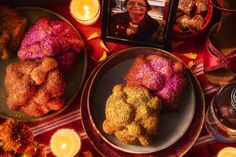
[70,0,100,25]
[217,147,236,157]
[50,129,81,157]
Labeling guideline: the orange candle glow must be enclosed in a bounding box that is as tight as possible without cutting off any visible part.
[217,147,236,157]
[70,0,100,25]
[50,129,81,157]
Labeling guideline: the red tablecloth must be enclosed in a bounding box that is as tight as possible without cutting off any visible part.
[2,2,236,157]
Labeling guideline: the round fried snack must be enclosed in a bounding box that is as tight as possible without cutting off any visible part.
[103,84,162,146]
[0,6,27,59]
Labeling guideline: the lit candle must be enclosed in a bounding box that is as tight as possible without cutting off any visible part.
[50,129,81,157]
[217,147,236,157]
[70,0,100,25]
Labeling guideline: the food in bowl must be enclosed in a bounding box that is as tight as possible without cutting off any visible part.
[103,84,162,146]
[176,0,208,32]
[4,57,65,117]
[0,6,27,60]
[124,55,187,110]
[0,119,46,156]
[18,17,83,72]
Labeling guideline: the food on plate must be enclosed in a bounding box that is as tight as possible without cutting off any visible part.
[5,57,65,117]
[176,15,190,30]
[195,0,208,14]
[18,17,83,72]
[103,84,162,146]
[176,0,207,32]
[178,0,195,15]
[124,55,187,110]
[177,14,204,32]
[187,15,204,32]
[0,6,27,60]
[0,119,46,156]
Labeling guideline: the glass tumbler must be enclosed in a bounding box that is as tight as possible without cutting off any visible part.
[205,80,236,143]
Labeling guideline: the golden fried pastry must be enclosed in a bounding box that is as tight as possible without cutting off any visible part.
[103,84,161,146]
[0,119,46,157]
[187,15,204,32]
[5,58,65,117]
[178,0,195,15]
[176,15,191,30]
[0,6,27,59]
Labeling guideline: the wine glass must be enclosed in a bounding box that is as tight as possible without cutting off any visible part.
[205,80,236,143]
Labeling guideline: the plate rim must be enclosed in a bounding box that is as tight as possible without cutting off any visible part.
[86,47,204,154]
[0,6,87,122]
[80,64,106,157]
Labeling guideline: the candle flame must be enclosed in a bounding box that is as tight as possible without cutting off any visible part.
[83,5,90,18]
[61,143,67,149]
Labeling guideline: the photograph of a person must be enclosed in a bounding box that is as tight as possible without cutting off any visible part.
[110,0,164,41]
[102,0,177,48]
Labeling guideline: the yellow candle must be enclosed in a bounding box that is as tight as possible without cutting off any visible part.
[70,0,100,25]
[217,147,236,157]
[50,129,81,157]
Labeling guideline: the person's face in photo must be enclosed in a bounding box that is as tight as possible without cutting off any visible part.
[126,0,147,24]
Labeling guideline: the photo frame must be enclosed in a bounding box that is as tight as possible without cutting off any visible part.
[101,0,179,49]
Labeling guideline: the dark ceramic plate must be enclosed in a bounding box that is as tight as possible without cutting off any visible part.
[84,47,204,155]
[0,7,87,121]
[87,48,195,154]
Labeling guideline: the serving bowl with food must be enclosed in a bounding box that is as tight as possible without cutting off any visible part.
[173,0,213,39]
[85,47,204,154]
[0,7,87,121]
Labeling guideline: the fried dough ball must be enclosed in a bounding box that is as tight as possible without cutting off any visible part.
[0,6,27,59]
[103,84,161,146]
[187,15,204,32]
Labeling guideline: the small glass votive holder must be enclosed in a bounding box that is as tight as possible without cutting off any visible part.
[50,128,81,157]
[69,0,100,26]
[205,80,236,143]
